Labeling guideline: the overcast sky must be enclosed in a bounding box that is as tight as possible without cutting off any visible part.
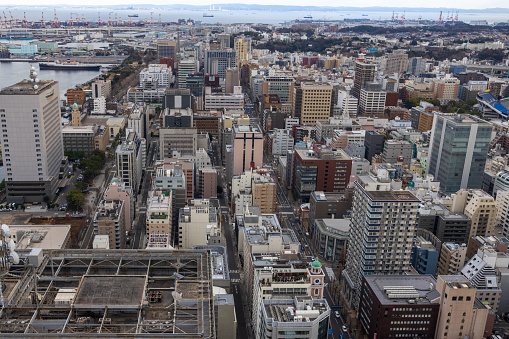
[0,0,503,9]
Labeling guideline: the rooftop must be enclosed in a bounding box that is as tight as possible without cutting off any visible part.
[315,219,350,238]
[365,275,440,305]
[10,225,71,250]
[0,79,56,95]
[365,190,419,202]
[262,297,329,323]
[0,249,214,338]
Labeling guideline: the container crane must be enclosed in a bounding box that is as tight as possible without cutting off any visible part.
[54,9,59,27]
[8,11,14,26]
[150,12,154,25]
[438,11,443,24]
[108,12,112,27]
[41,11,45,26]
[98,12,101,26]
[81,14,86,24]
[455,11,459,22]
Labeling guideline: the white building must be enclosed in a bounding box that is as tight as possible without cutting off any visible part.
[337,89,358,118]
[204,86,244,110]
[0,77,65,203]
[177,58,198,89]
[178,199,221,249]
[270,129,294,156]
[496,190,509,237]
[139,64,173,88]
[92,79,111,99]
[146,190,172,237]
[92,96,106,115]
[115,131,146,196]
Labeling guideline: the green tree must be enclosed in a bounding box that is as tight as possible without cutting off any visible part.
[43,195,50,204]
[66,189,85,209]
[75,181,88,192]
[0,179,5,191]
[64,150,85,161]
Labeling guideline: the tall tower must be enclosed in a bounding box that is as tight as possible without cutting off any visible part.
[71,102,81,126]
[353,58,375,99]
[0,67,64,203]
[308,258,325,299]
[342,174,420,310]
[427,113,492,194]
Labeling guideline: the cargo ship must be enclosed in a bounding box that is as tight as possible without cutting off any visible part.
[203,13,214,17]
[128,14,139,17]
[39,61,100,71]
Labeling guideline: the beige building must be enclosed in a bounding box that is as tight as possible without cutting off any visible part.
[103,178,134,231]
[294,83,332,126]
[199,167,218,199]
[435,275,490,339]
[437,242,467,276]
[449,189,497,238]
[385,50,409,75]
[178,199,221,249]
[234,37,251,66]
[231,169,276,215]
[432,77,460,101]
[106,116,127,138]
[146,190,172,237]
[10,225,71,250]
[93,199,126,249]
[94,125,109,151]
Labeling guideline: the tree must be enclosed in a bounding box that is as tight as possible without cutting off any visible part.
[66,189,85,209]
[75,181,88,192]
[0,179,5,191]
[43,195,50,204]
[64,150,85,161]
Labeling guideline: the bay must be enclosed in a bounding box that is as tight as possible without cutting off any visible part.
[0,62,101,104]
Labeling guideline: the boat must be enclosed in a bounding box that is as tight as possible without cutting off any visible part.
[128,14,138,18]
[362,14,368,16]
[203,13,214,17]
[39,61,100,71]
[304,15,313,19]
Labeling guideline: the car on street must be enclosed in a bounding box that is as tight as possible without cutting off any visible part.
[342,326,348,332]
[335,311,340,318]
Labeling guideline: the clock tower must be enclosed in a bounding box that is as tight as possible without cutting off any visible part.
[308,257,325,298]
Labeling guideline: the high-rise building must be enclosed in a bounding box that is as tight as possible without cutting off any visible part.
[364,130,384,163]
[435,275,490,339]
[178,199,221,249]
[432,77,460,101]
[93,199,126,249]
[231,169,276,215]
[217,33,231,49]
[156,40,177,61]
[177,58,198,89]
[115,131,146,196]
[427,114,492,194]
[262,76,295,104]
[204,49,236,79]
[66,88,86,106]
[353,59,376,99]
[92,79,111,99]
[450,189,497,238]
[146,190,172,237]
[293,82,332,126]
[385,50,409,75]
[496,190,509,237]
[383,140,413,167]
[234,36,251,66]
[358,86,386,118]
[231,124,263,177]
[159,128,197,158]
[343,173,419,310]
[407,57,427,76]
[0,77,65,203]
[437,242,468,276]
[225,68,240,94]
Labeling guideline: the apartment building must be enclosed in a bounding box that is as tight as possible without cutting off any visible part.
[116,131,146,196]
[146,190,172,237]
[178,199,221,249]
[353,59,376,99]
[231,168,276,215]
[437,242,468,276]
[93,199,126,249]
[294,82,333,126]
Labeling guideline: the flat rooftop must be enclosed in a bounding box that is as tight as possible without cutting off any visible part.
[10,225,71,250]
[0,249,214,338]
[365,190,419,202]
[0,79,56,95]
[364,275,440,305]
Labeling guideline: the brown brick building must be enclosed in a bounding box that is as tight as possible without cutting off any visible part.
[66,89,86,106]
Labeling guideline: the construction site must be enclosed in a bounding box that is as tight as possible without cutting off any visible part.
[0,249,215,338]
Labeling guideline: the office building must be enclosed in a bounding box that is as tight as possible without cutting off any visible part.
[293,82,333,126]
[353,59,376,99]
[91,79,111,99]
[198,167,218,199]
[343,173,420,310]
[269,129,294,156]
[337,90,358,118]
[427,114,492,194]
[435,275,490,339]
[204,49,236,79]
[359,275,440,339]
[185,72,205,109]
[385,50,409,75]
[358,86,386,118]
[259,297,330,339]
[432,77,460,101]
[217,33,231,49]
[449,189,497,238]
[163,88,194,110]
[178,199,221,249]
[407,57,427,76]
[156,39,177,61]
[231,168,276,215]
[410,231,441,276]
[139,64,173,88]
[231,124,264,177]
[159,128,197,158]
[66,88,86,106]
[312,218,350,263]
[162,107,193,128]
[0,77,65,203]
[146,190,172,237]
[292,147,352,202]
[437,242,468,276]
[225,68,240,94]
[417,202,472,244]
[177,59,198,89]
[204,86,244,110]
[93,199,126,249]
[496,190,509,237]
[62,125,99,157]
[115,131,146,196]
[262,76,295,104]
[234,37,251,66]
[309,191,353,229]
[104,178,134,231]
[364,130,384,163]
[383,140,413,167]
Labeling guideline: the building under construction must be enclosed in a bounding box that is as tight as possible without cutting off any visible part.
[0,249,215,338]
